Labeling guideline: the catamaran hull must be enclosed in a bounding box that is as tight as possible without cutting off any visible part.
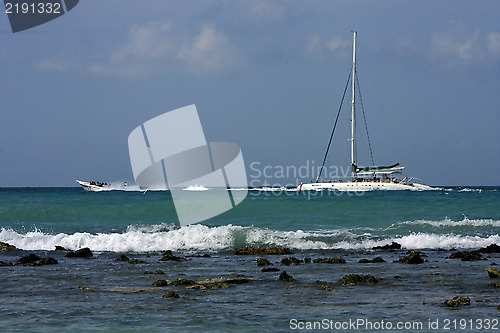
[299,182,433,192]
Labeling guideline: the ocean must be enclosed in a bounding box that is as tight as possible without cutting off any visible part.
[1,186,499,332]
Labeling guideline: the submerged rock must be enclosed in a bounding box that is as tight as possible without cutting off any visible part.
[65,247,93,258]
[359,256,386,263]
[262,267,280,272]
[257,258,272,266]
[235,246,292,255]
[338,274,380,285]
[0,242,18,250]
[152,279,169,287]
[17,253,58,266]
[162,291,180,299]
[278,271,296,282]
[447,250,482,261]
[373,242,401,250]
[159,250,186,262]
[398,251,424,264]
[0,261,13,266]
[487,267,500,278]
[313,257,346,264]
[443,296,471,308]
[281,257,303,265]
[479,244,500,253]
[168,278,196,286]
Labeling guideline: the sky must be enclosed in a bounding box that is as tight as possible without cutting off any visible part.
[1,0,499,187]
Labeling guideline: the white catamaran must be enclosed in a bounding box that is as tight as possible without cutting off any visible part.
[299,32,432,192]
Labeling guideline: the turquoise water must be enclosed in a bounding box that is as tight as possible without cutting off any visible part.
[1,187,500,332]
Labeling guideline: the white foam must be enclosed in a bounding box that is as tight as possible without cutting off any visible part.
[1,222,498,252]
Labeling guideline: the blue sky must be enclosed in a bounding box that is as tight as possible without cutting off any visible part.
[1,0,499,187]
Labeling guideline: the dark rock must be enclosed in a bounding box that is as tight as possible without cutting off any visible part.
[235,246,292,255]
[115,254,130,262]
[155,269,165,275]
[313,257,346,264]
[152,279,169,287]
[487,267,500,278]
[162,291,180,299]
[304,257,311,263]
[479,244,500,253]
[443,296,471,308]
[447,250,482,261]
[17,253,58,266]
[279,271,296,282]
[281,257,303,265]
[37,257,58,265]
[257,258,272,266]
[359,256,385,263]
[168,278,195,286]
[128,259,146,264]
[398,251,424,264]
[0,261,13,266]
[491,283,500,288]
[262,267,280,272]
[65,247,93,258]
[159,250,186,262]
[0,241,17,250]
[17,253,42,265]
[338,274,380,285]
[373,242,401,250]
[54,245,67,251]
[321,284,333,290]
[188,282,228,290]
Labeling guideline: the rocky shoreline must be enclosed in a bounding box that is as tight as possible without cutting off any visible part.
[2,241,500,315]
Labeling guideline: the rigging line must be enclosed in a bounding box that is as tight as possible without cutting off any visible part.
[355,68,375,166]
[316,71,352,182]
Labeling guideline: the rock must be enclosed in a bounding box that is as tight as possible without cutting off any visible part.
[234,246,292,255]
[257,258,272,266]
[398,251,424,264]
[54,245,67,251]
[487,267,500,278]
[162,291,180,299]
[479,244,500,253]
[281,257,303,265]
[152,279,169,287]
[17,253,41,265]
[0,261,13,266]
[262,267,280,272]
[447,250,482,261]
[359,257,385,263]
[321,284,333,290]
[168,278,195,286]
[76,285,95,291]
[115,254,130,262]
[338,274,380,285]
[279,271,296,282]
[128,259,146,264]
[37,257,58,265]
[188,282,229,290]
[443,296,470,308]
[491,283,500,288]
[159,250,186,262]
[373,242,401,250]
[313,257,346,264]
[304,257,311,263]
[0,241,17,250]
[65,247,93,258]
[17,253,58,266]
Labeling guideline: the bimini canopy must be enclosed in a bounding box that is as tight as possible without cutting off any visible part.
[353,162,405,176]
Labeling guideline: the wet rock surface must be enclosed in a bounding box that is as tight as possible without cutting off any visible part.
[443,296,471,308]
[65,248,93,258]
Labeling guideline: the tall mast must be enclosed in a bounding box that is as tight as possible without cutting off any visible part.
[350,31,357,181]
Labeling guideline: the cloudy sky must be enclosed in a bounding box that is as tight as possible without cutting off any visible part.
[1,0,499,187]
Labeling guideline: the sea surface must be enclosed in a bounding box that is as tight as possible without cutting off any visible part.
[1,186,499,332]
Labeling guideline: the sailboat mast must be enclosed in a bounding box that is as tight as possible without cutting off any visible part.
[350,31,357,181]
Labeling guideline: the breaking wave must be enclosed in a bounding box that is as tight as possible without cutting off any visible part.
[1,217,499,253]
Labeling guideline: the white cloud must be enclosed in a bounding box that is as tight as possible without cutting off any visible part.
[305,34,350,59]
[429,24,500,68]
[36,22,245,78]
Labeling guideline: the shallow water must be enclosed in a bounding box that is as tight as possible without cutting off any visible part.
[1,187,499,332]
